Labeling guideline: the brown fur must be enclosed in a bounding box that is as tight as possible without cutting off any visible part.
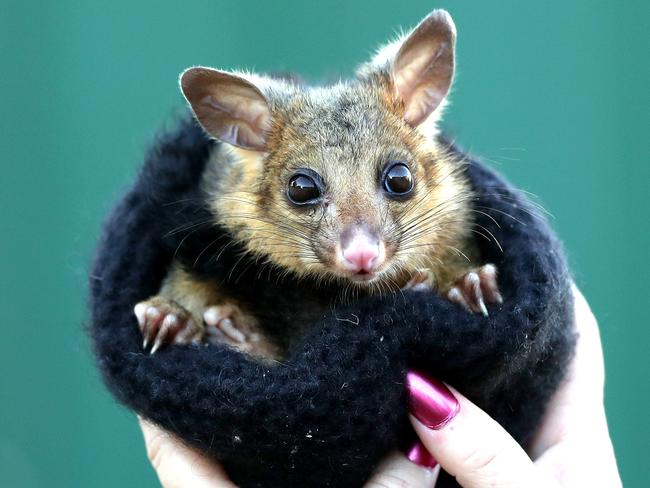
[203,73,475,294]
[139,9,486,355]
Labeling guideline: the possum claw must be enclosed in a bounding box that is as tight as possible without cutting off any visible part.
[403,269,436,292]
[204,306,248,344]
[203,304,280,359]
[446,264,502,316]
[134,297,203,353]
[479,264,503,304]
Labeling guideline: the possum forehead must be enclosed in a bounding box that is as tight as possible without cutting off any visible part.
[287,84,403,151]
[265,82,417,193]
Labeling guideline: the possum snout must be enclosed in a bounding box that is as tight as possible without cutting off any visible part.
[335,224,386,279]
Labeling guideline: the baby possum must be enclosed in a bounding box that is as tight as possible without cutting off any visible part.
[134,10,503,358]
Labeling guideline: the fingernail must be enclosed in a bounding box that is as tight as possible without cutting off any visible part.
[406,441,438,469]
[406,370,459,429]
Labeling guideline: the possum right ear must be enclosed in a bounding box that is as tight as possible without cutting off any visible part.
[392,11,456,127]
[180,68,271,151]
[361,10,456,128]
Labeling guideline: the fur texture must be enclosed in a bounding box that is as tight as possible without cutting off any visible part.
[90,116,575,487]
[193,72,471,290]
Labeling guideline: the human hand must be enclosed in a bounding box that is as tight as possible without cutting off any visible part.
[365,285,622,487]
[139,286,621,487]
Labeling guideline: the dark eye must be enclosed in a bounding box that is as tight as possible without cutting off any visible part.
[287,173,321,205]
[383,162,413,196]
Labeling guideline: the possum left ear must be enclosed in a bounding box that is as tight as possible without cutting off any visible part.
[180,67,271,151]
[390,10,456,127]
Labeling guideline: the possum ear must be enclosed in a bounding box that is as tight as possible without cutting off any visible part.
[180,67,271,151]
[389,10,456,127]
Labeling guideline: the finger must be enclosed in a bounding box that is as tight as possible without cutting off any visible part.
[138,417,238,488]
[364,451,440,488]
[531,286,623,487]
[569,284,606,402]
[406,371,558,488]
[534,430,622,488]
[529,284,607,458]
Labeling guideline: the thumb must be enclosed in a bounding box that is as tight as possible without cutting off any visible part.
[138,417,238,488]
[406,371,559,488]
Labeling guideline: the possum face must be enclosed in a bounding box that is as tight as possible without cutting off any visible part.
[181,10,469,287]
[246,83,470,286]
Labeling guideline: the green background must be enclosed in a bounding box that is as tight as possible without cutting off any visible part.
[1,1,647,486]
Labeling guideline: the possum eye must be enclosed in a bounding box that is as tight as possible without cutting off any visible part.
[287,172,322,205]
[383,162,414,197]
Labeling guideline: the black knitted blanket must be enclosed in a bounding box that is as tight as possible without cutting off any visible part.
[90,116,575,487]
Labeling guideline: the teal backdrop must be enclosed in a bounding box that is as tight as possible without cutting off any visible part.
[1,1,648,486]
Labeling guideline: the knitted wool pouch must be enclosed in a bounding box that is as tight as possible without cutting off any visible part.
[90,117,576,488]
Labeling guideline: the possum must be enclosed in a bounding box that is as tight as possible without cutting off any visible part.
[133,9,503,359]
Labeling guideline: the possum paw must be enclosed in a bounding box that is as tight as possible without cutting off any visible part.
[203,305,278,359]
[134,297,203,354]
[446,264,503,316]
[403,269,436,292]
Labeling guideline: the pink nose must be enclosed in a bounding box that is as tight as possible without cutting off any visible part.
[343,239,380,272]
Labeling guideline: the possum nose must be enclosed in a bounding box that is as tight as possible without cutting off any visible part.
[342,234,381,272]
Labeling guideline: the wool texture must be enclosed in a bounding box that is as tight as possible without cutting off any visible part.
[90,116,576,487]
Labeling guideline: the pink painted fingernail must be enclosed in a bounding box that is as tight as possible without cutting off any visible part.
[406,441,438,469]
[406,370,459,429]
